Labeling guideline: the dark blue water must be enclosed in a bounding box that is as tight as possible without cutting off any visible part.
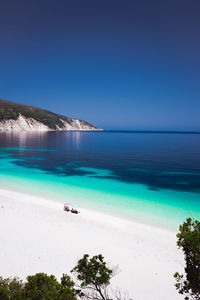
[0,130,200,193]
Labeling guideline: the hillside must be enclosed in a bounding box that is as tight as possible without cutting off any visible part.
[0,99,102,131]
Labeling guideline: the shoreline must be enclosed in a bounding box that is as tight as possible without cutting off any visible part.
[0,171,194,232]
[0,187,184,299]
[0,186,177,233]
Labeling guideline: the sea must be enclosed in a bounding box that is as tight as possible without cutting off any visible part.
[0,130,200,230]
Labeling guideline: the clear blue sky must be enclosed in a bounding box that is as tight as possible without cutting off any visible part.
[0,0,200,130]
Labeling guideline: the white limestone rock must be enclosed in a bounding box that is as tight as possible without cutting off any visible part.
[0,114,102,132]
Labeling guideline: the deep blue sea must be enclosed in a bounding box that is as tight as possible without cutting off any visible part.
[0,130,200,230]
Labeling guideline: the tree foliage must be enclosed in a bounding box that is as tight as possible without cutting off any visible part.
[71,254,118,300]
[0,276,23,300]
[0,254,129,300]
[0,273,77,300]
[174,217,200,300]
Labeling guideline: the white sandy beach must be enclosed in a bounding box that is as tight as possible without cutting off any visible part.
[0,187,184,300]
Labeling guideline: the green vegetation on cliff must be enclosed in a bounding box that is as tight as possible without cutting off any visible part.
[0,99,96,130]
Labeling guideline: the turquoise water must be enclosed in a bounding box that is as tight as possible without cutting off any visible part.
[0,131,200,230]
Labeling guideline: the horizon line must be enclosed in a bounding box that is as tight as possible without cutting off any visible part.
[103,129,200,134]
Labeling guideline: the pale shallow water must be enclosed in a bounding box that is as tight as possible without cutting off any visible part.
[0,130,200,230]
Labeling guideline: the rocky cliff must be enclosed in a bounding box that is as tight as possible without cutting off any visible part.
[0,99,102,132]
